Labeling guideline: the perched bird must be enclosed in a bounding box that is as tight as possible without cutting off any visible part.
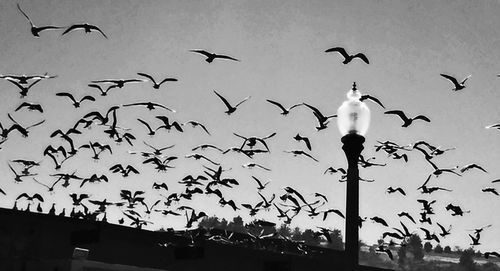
[385,110,430,127]
[15,102,43,113]
[190,50,239,63]
[440,73,471,91]
[266,99,302,116]
[213,90,250,115]
[325,46,369,64]
[62,23,108,38]
[137,72,178,89]
[56,92,95,108]
[293,134,312,151]
[17,4,62,37]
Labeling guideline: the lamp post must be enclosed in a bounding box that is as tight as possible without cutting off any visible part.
[337,82,370,271]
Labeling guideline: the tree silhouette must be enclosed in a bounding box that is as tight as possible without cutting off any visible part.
[444,245,452,254]
[407,234,424,261]
[424,241,433,253]
[434,244,443,254]
[459,248,476,271]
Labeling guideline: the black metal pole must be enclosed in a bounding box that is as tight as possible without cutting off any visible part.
[341,133,365,271]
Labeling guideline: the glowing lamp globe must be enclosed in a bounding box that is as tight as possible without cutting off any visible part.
[337,83,370,136]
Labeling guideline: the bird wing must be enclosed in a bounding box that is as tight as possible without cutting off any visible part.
[266,99,287,112]
[15,102,30,112]
[324,47,349,58]
[87,24,108,38]
[440,73,460,87]
[214,54,239,61]
[158,77,178,85]
[385,110,409,123]
[17,4,34,25]
[360,95,385,108]
[137,118,154,133]
[190,50,212,57]
[56,92,77,103]
[213,90,233,110]
[62,24,85,35]
[137,72,156,84]
[234,96,251,108]
[352,53,370,64]
[80,95,96,102]
[413,115,431,122]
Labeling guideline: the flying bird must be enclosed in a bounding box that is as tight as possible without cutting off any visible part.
[62,23,108,38]
[293,133,312,151]
[440,73,471,91]
[325,46,369,64]
[213,90,250,115]
[302,103,337,131]
[88,84,117,96]
[137,72,178,89]
[284,150,319,162]
[252,176,270,191]
[385,110,430,127]
[17,4,62,37]
[360,94,385,109]
[386,186,406,196]
[460,163,487,174]
[190,50,239,63]
[4,78,42,97]
[15,102,43,113]
[482,187,499,196]
[56,92,95,108]
[182,121,210,135]
[371,216,389,227]
[266,99,302,116]
[123,102,175,112]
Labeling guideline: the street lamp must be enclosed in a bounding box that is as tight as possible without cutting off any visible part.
[337,82,370,271]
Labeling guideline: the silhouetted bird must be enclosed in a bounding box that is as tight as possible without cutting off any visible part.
[213,90,250,115]
[325,46,369,64]
[360,94,385,108]
[386,186,406,196]
[482,187,499,195]
[62,23,108,38]
[15,102,43,113]
[371,216,389,227]
[190,50,239,63]
[88,83,117,96]
[302,103,336,131]
[266,99,302,116]
[17,4,62,37]
[56,92,95,108]
[293,133,312,150]
[385,110,430,127]
[440,73,471,91]
[137,72,178,89]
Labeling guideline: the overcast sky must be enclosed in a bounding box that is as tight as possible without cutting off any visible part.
[1,0,500,253]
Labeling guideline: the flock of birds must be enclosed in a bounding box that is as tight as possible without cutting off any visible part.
[1,2,500,261]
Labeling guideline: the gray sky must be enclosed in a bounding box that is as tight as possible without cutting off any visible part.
[1,0,500,252]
